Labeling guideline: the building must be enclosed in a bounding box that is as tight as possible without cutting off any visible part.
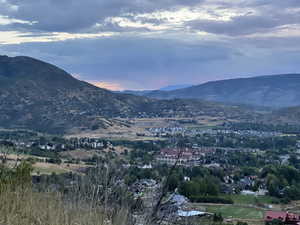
[177,210,207,217]
[156,148,202,166]
[265,211,300,225]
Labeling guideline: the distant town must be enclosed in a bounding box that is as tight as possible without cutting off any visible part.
[1,121,300,225]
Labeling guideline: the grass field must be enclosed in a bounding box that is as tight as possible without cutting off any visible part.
[226,194,277,205]
[204,205,264,220]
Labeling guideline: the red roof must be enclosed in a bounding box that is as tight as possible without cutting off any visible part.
[287,213,300,222]
[265,211,287,222]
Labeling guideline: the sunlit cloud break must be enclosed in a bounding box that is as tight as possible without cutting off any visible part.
[88,81,124,91]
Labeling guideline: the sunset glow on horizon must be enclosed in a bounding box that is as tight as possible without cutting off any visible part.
[88,81,124,91]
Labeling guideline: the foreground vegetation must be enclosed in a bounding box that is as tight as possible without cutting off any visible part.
[0,189,111,225]
[0,162,131,225]
[2,125,300,225]
[0,160,255,225]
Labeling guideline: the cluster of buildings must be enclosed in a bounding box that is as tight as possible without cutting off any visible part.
[11,141,66,151]
[146,126,282,138]
[222,174,268,196]
[156,147,217,166]
[155,146,259,167]
[68,138,113,150]
[147,127,185,137]
[2,138,113,151]
[211,129,282,137]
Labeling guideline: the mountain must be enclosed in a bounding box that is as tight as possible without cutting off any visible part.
[0,56,154,133]
[159,84,192,91]
[143,74,300,108]
[0,56,252,134]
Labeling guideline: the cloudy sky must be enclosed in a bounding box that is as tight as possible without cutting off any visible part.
[0,0,300,90]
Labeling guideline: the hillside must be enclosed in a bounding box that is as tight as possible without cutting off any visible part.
[0,56,154,133]
[0,56,252,134]
[267,106,300,125]
[143,74,300,108]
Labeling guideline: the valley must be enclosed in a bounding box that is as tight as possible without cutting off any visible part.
[1,56,300,225]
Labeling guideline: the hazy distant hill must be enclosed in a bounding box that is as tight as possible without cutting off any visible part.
[0,56,251,133]
[121,84,191,96]
[144,74,300,108]
[159,84,192,91]
[120,90,153,96]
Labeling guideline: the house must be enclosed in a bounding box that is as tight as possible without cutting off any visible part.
[203,163,221,169]
[39,143,56,151]
[256,189,268,196]
[265,211,288,224]
[138,164,152,169]
[280,155,290,165]
[241,189,268,196]
[265,211,300,225]
[177,210,207,217]
[168,194,189,208]
[238,176,255,190]
[156,148,201,166]
[184,176,190,182]
[241,190,256,196]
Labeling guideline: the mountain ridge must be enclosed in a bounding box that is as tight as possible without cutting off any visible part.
[142,74,300,108]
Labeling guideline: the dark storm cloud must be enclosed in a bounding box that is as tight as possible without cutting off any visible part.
[187,12,300,36]
[244,0,300,8]
[0,36,240,88]
[1,0,299,36]
[186,14,300,36]
[1,35,299,89]
[0,0,202,32]
[186,0,300,36]
[187,15,278,36]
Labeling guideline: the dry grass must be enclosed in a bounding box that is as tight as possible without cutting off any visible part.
[0,159,133,225]
[65,116,227,141]
[60,149,101,160]
[32,161,91,175]
[0,152,90,175]
[0,187,130,225]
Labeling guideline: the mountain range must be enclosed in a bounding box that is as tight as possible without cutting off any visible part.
[0,56,250,133]
[139,74,300,108]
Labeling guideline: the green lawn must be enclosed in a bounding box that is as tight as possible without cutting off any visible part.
[225,194,277,205]
[205,205,264,220]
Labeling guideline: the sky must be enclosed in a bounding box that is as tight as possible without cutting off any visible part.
[0,0,300,90]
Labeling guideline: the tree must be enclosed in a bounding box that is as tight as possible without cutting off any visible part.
[166,174,180,192]
[213,213,223,222]
[267,219,284,225]
[237,222,248,225]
